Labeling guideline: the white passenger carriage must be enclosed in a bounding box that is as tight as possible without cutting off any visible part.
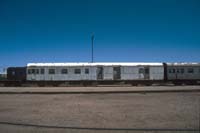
[4,62,200,87]
[26,63,164,81]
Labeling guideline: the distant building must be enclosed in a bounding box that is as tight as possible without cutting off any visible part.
[0,74,6,80]
[0,67,7,80]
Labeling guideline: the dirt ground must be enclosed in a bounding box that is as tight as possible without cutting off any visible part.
[0,87,199,133]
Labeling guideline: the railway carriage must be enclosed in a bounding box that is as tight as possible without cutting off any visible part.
[3,62,200,86]
[166,63,200,84]
[7,67,26,81]
[26,63,164,81]
[27,63,96,81]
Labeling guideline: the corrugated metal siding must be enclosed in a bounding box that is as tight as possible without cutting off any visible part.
[149,66,164,80]
[27,66,97,81]
[27,64,165,81]
[120,66,164,80]
[103,66,113,80]
[121,66,139,80]
[167,66,200,80]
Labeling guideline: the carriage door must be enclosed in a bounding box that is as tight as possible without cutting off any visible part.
[97,67,103,80]
[113,67,121,80]
[144,67,150,79]
[139,67,149,79]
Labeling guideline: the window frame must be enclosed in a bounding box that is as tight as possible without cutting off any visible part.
[172,69,175,73]
[85,68,89,74]
[187,68,194,73]
[74,69,81,74]
[176,69,180,73]
[168,69,172,73]
[28,69,32,74]
[139,68,144,74]
[28,69,43,74]
[40,69,45,74]
[35,69,39,74]
[49,69,55,74]
[32,69,35,74]
[180,68,184,74]
[61,69,68,74]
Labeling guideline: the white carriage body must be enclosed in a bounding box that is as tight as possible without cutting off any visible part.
[26,62,164,81]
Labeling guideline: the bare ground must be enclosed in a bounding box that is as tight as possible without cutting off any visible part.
[0,86,199,133]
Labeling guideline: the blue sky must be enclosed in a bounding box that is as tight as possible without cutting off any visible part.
[0,0,200,68]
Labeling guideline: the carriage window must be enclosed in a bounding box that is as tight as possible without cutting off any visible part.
[172,69,175,73]
[176,69,180,73]
[28,69,40,74]
[49,69,55,74]
[32,69,35,74]
[41,69,45,74]
[188,68,194,73]
[168,69,172,73]
[36,69,39,74]
[74,69,81,74]
[139,68,144,73]
[28,69,31,74]
[85,68,89,74]
[181,68,184,73]
[145,68,149,74]
[61,69,68,74]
